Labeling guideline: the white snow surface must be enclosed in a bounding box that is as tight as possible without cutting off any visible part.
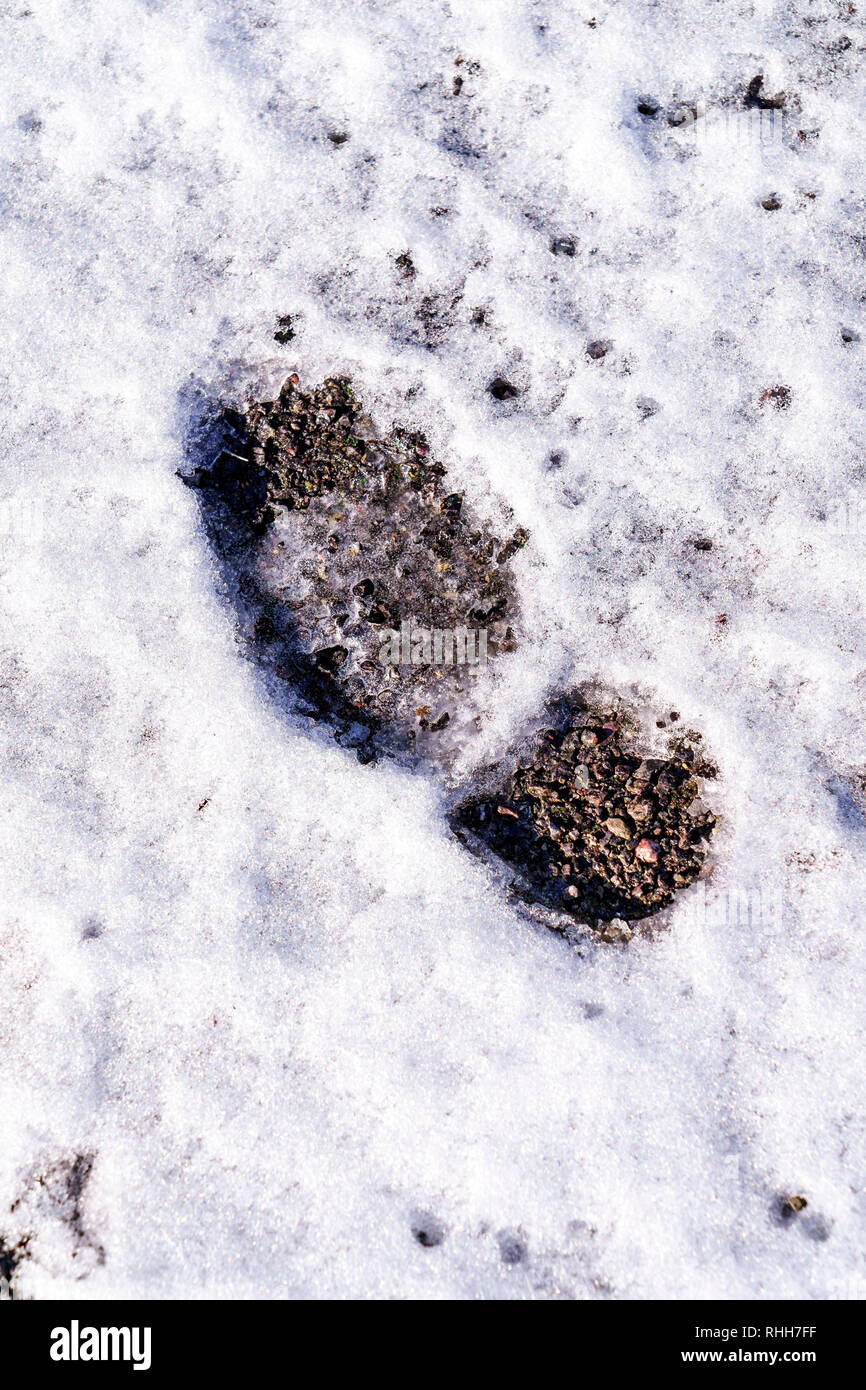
[2,0,866,1299]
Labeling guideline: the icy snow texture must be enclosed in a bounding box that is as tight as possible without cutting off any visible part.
[1,0,866,1299]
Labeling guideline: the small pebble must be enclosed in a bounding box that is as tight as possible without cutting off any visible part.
[635,838,659,864]
[779,1194,808,1221]
[604,817,632,839]
[760,384,791,410]
[586,339,613,360]
[488,377,518,401]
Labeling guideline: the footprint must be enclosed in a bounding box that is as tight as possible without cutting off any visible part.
[183,374,525,769]
[450,697,717,927]
[182,371,717,933]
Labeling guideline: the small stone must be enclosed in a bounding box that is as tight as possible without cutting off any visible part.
[637,99,660,117]
[580,729,598,747]
[761,194,782,211]
[779,1194,808,1221]
[604,817,632,839]
[600,918,633,942]
[575,764,592,788]
[842,327,860,345]
[586,339,613,360]
[635,837,659,863]
[693,538,713,551]
[314,644,348,673]
[760,384,791,410]
[488,377,518,401]
[667,106,695,127]
[550,236,576,257]
[497,526,530,563]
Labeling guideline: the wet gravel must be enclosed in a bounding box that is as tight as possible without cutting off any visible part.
[188,374,526,764]
[451,708,718,927]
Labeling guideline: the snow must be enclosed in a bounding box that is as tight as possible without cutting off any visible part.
[1,0,865,1299]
